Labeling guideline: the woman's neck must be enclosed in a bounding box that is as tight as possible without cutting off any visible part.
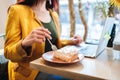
[31,0,51,23]
[32,0,47,12]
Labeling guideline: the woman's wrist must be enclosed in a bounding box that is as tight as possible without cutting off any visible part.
[21,39,32,56]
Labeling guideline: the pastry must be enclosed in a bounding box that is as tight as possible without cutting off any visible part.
[53,47,78,62]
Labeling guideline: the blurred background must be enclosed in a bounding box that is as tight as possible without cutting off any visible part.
[0,0,120,49]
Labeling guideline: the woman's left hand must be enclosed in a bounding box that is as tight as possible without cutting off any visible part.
[72,35,83,46]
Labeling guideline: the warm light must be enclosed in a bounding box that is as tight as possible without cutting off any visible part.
[110,0,120,8]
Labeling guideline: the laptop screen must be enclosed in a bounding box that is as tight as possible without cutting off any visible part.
[97,17,115,55]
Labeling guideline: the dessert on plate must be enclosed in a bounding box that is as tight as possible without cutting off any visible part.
[53,46,78,62]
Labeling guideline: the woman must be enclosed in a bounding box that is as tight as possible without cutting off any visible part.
[4,0,82,80]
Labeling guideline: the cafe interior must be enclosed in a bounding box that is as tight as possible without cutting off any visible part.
[0,0,120,80]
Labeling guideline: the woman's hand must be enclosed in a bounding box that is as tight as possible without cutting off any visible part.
[22,27,52,47]
[72,35,83,46]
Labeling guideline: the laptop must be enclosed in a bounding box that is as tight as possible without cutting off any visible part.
[79,17,115,58]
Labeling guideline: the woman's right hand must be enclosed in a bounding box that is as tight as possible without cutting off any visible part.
[21,27,52,47]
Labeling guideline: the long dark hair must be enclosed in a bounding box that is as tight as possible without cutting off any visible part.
[18,0,54,10]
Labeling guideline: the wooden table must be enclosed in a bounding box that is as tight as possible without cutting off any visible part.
[30,47,120,80]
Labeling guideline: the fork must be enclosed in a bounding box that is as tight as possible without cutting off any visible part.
[40,25,58,51]
[47,38,58,51]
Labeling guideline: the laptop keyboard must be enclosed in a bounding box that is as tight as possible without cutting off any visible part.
[79,45,98,56]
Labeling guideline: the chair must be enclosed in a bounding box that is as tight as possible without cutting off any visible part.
[0,34,8,80]
[0,33,7,63]
[0,34,5,39]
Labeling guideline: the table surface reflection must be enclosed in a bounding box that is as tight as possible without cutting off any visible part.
[30,47,120,80]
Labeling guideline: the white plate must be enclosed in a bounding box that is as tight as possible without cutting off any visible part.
[42,51,84,64]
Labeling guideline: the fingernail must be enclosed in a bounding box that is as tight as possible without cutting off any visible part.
[44,38,46,41]
[49,31,51,34]
[50,37,52,40]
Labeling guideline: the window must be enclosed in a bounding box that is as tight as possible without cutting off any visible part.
[59,0,119,43]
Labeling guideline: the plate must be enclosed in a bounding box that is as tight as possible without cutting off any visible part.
[42,51,84,64]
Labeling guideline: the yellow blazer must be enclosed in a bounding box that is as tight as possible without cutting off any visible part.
[4,5,75,80]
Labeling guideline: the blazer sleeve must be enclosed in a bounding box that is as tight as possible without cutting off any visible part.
[4,6,28,62]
